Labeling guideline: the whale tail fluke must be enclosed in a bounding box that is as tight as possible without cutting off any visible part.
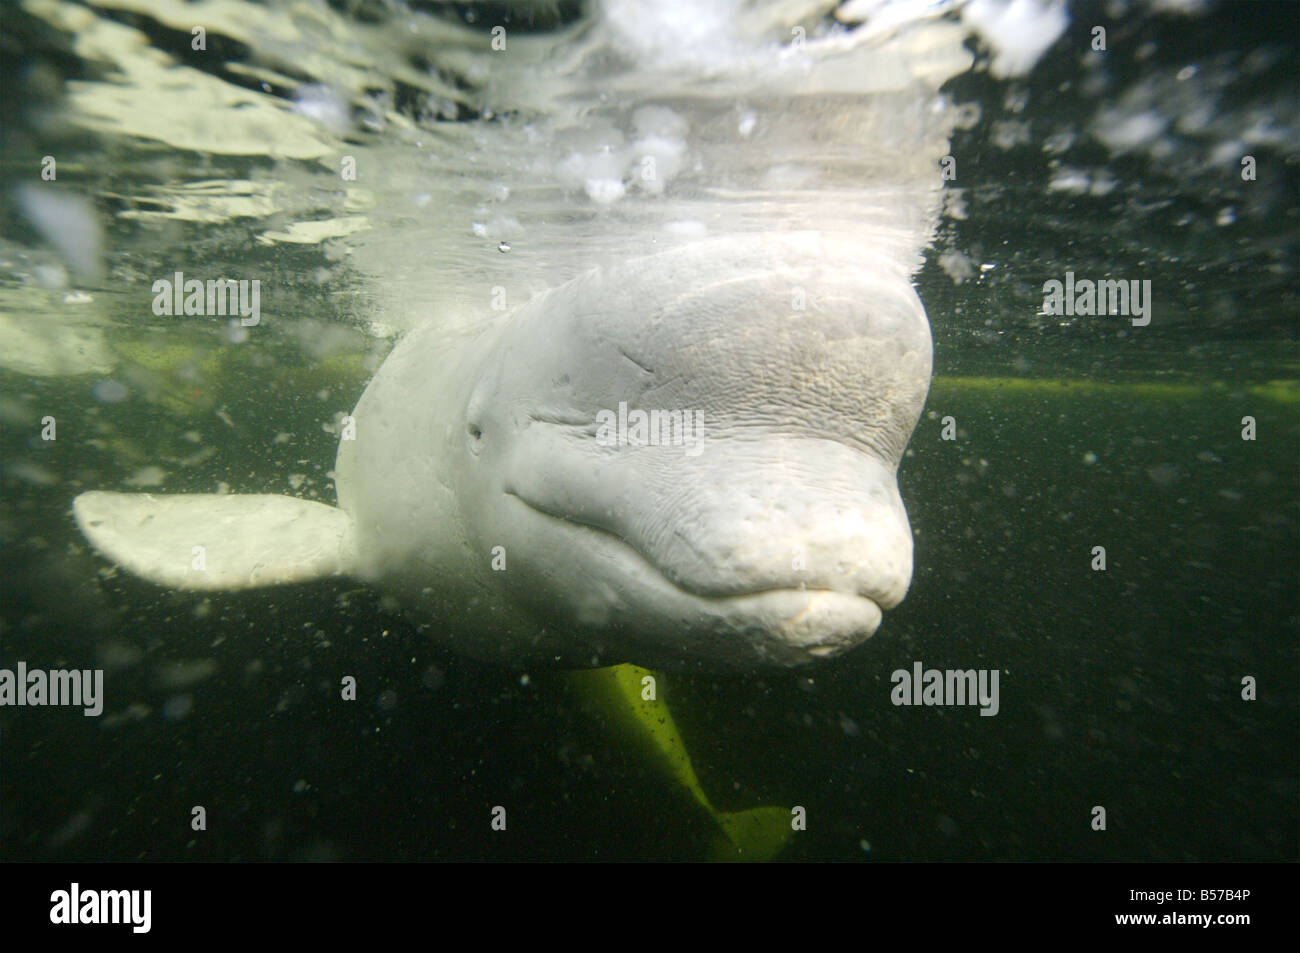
[708,805,795,863]
[566,662,794,862]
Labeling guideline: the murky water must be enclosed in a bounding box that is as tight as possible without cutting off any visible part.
[1,0,1295,861]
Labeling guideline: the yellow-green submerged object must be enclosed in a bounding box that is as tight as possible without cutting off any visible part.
[930,375,1300,404]
[565,663,793,862]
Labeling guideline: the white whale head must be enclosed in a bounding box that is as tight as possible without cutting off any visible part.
[430,235,931,668]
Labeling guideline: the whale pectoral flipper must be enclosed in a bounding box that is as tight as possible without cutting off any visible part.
[73,491,357,591]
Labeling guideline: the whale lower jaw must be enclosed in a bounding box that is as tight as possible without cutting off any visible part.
[718,587,883,661]
[631,575,886,669]
[506,494,886,667]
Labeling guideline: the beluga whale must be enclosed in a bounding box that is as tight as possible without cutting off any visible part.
[43,0,993,862]
[74,231,931,671]
[64,0,986,674]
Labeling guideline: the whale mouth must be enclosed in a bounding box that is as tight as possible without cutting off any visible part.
[505,491,885,661]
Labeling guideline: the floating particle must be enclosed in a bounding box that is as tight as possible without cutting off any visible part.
[1146,463,1183,486]
[125,466,167,487]
[154,658,218,690]
[162,694,193,722]
[292,83,349,134]
[7,461,56,485]
[584,178,625,204]
[15,184,103,282]
[92,379,128,403]
[47,810,95,849]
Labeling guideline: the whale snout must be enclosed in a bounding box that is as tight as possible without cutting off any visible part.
[503,434,914,666]
[636,444,914,612]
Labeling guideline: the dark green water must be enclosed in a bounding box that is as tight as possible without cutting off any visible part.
[3,358,1294,860]
[1,0,1296,861]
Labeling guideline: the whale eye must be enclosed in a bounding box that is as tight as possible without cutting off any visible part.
[466,419,484,455]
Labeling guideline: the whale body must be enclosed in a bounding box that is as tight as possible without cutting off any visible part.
[74,231,930,670]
